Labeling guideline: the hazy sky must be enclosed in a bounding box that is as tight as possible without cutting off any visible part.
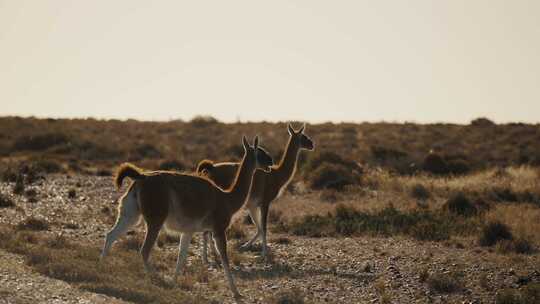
[1,1,539,123]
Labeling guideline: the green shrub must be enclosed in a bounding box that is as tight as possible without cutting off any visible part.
[478,221,513,247]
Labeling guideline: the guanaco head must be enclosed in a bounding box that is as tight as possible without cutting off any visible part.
[242,135,273,173]
[288,123,314,151]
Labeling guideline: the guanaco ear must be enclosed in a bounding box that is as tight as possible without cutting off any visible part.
[298,123,305,133]
[253,136,259,149]
[242,135,249,150]
[287,123,295,135]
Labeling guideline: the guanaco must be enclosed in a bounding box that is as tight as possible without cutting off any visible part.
[197,124,314,261]
[101,136,273,299]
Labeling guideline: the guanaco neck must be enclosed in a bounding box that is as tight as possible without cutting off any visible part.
[274,136,301,184]
[224,155,256,215]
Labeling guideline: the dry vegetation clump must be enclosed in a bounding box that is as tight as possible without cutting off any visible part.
[495,284,540,304]
[426,272,463,294]
[2,117,540,175]
[16,217,49,231]
[478,221,513,247]
[302,151,362,190]
[496,238,535,255]
[410,183,430,201]
[443,192,477,217]
[13,176,25,194]
[12,132,70,152]
[0,225,205,304]
[278,204,475,241]
[422,152,470,176]
[264,288,306,304]
[0,192,15,208]
[308,163,360,190]
[226,221,246,240]
[67,188,77,199]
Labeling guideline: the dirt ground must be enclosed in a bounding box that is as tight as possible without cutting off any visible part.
[1,175,539,303]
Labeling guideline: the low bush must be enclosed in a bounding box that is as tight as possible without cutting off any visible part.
[68,189,77,199]
[133,144,162,159]
[189,115,219,128]
[496,283,540,304]
[423,152,448,175]
[281,204,474,241]
[307,163,360,190]
[264,288,305,304]
[371,145,408,162]
[427,273,462,293]
[31,159,63,174]
[301,151,362,175]
[12,132,69,151]
[158,160,186,171]
[0,192,15,208]
[496,238,535,255]
[471,117,496,127]
[478,221,513,247]
[443,193,477,217]
[16,217,49,231]
[410,184,430,200]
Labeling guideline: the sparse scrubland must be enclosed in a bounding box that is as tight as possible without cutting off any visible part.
[0,116,539,303]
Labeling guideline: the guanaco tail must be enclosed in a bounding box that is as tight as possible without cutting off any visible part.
[197,123,314,261]
[101,136,273,299]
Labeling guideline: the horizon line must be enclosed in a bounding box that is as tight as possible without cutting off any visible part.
[1,113,539,126]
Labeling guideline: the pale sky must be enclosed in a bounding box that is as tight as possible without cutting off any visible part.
[1,1,539,123]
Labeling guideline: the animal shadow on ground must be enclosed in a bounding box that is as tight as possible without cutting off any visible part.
[234,259,377,284]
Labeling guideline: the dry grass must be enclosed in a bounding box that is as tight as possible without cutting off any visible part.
[0,225,207,304]
[16,217,49,231]
[264,288,306,304]
[485,204,540,244]
[426,272,463,294]
[270,166,540,250]
[2,117,540,179]
[496,283,540,304]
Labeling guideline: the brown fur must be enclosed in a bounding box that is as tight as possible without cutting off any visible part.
[114,163,146,189]
[197,124,314,258]
[196,159,215,174]
[102,136,273,299]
